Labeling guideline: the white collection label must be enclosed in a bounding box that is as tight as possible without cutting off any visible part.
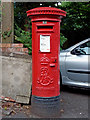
[40,35,50,52]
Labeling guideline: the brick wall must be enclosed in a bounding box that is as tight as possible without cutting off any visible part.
[0,43,29,55]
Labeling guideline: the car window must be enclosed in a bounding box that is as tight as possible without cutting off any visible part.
[71,41,90,55]
[79,41,90,55]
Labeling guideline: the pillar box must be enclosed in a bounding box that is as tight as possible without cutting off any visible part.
[27,7,66,117]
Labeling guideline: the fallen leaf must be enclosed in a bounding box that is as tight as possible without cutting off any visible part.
[4,98,9,101]
[3,109,14,116]
[12,110,16,114]
[60,109,64,113]
[23,105,29,109]
[4,97,15,102]
[60,99,63,102]
[16,104,21,108]
[4,107,7,110]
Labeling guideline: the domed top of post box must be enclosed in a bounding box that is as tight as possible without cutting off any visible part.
[26,7,66,17]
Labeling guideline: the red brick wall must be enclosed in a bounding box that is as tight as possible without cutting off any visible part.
[0,43,28,55]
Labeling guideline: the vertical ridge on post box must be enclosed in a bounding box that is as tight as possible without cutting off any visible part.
[27,7,66,117]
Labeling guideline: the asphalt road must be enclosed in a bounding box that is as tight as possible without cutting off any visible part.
[2,86,89,119]
[60,86,89,118]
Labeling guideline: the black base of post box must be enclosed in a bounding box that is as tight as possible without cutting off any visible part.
[31,95,60,118]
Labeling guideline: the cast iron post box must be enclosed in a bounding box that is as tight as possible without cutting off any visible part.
[27,7,66,117]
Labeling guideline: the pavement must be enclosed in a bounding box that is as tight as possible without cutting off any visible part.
[1,86,89,119]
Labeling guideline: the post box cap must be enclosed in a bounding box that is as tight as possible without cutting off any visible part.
[27,7,66,17]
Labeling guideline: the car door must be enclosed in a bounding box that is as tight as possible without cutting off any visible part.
[65,41,90,83]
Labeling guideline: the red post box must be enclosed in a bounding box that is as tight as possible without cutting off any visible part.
[27,7,66,117]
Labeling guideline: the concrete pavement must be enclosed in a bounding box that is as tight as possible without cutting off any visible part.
[2,86,89,119]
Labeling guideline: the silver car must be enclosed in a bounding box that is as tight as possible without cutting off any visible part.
[60,38,90,88]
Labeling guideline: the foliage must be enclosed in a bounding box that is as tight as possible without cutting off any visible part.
[60,2,90,31]
[60,33,67,50]
[14,24,32,54]
[14,2,58,30]
[59,2,90,48]
[2,30,12,39]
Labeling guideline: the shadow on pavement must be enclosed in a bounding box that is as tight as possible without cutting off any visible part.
[61,85,89,96]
